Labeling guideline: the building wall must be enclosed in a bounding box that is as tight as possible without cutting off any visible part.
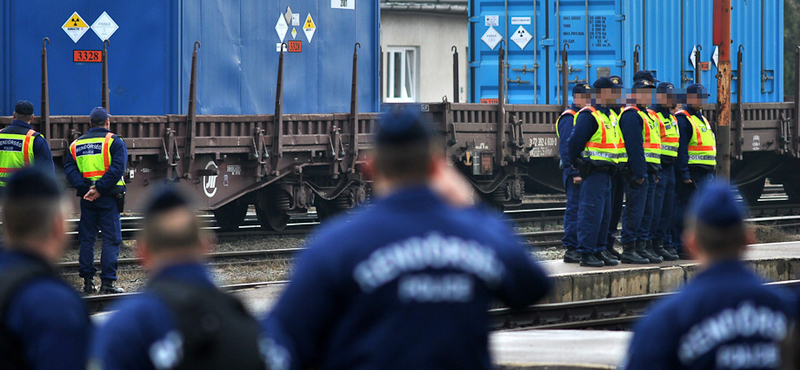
[381,11,468,103]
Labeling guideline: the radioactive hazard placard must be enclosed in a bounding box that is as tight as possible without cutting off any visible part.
[62,12,90,43]
[303,14,316,43]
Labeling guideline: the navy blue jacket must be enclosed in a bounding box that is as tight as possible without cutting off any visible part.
[567,105,615,169]
[623,260,797,370]
[676,106,715,181]
[89,263,216,370]
[63,127,127,197]
[263,186,551,370]
[1,120,54,174]
[557,105,580,177]
[0,250,91,370]
[619,107,648,180]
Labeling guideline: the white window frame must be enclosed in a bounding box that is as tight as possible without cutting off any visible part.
[385,46,419,103]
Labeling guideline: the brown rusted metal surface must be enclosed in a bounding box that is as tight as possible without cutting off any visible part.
[714,0,732,180]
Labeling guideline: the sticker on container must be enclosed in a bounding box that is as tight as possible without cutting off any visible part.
[511,17,531,25]
[292,27,298,39]
[276,43,288,52]
[689,45,698,68]
[288,40,302,53]
[275,14,289,42]
[292,13,300,26]
[332,0,355,9]
[303,14,316,43]
[510,26,532,50]
[712,46,719,67]
[285,7,293,25]
[481,26,502,50]
[62,12,90,43]
[485,15,499,27]
[91,11,119,41]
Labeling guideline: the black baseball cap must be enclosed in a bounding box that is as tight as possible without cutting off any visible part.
[14,100,34,115]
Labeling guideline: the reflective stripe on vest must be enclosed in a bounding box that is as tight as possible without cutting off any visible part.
[0,129,36,186]
[579,107,620,164]
[556,109,577,138]
[648,109,680,158]
[70,132,124,185]
[676,110,717,166]
[621,107,662,165]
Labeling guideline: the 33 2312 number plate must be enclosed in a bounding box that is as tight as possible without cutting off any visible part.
[73,50,102,63]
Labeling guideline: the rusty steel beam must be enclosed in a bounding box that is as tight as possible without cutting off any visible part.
[452,46,460,103]
[101,40,110,111]
[561,43,569,110]
[273,43,286,175]
[40,38,50,140]
[497,42,507,167]
[713,0,731,180]
[349,43,360,173]
[735,45,744,160]
[185,41,200,179]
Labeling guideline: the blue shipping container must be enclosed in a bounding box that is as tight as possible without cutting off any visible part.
[469,0,783,104]
[1,0,380,115]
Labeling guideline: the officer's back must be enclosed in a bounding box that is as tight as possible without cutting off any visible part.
[0,168,90,370]
[88,186,267,370]
[264,108,552,370]
[623,182,796,370]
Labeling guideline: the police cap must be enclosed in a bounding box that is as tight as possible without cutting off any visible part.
[593,76,623,90]
[14,100,34,115]
[686,83,710,98]
[632,79,656,89]
[572,83,591,95]
[688,181,748,228]
[90,107,111,122]
[143,185,192,218]
[6,167,62,199]
[656,82,675,94]
[608,75,623,86]
[632,70,657,84]
[376,106,432,146]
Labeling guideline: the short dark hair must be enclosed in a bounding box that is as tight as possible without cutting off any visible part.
[90,118,107,127]
[686,217,747,258]
[15,113,32,122]
[373,139,435,183]
[141,207,204,253]
[3,198,67,247]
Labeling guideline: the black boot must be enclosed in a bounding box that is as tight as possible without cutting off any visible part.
[637,241,663,263]
[580,253,604,267]
[677,250,693,260]
[665,246,678,256]
[99,280,124,294]
[83,277,96,294]
[621,242,649,264]
[651,238,678,261]
[563,249,581,263]
[605,244,622,260]
[595,251,619,266]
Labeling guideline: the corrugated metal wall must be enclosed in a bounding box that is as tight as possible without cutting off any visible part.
[0,0,380,115]
[469,0,784,104]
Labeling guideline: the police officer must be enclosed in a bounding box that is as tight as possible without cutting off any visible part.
[617,71,662,264]
[674,84,716,259]
[567,77,623,267]
[0,167,92,370]
[89,186,269,370]
[646,83,680,261]
[263,107,551,369]
[558,83,591,263]
[0,100,54,186]
[63,107,127,294]
[604,75,625,259]
[623,182,796,370]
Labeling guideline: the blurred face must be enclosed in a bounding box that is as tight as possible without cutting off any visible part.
[600,89,617,106]
[687,93,707,107]
[573,93,590,107]
[656,92,670,106]
[638,89,654,106]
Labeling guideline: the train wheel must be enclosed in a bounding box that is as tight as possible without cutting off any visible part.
[737,177,765,205]
[213,199,248,231]
[255,189,290,231]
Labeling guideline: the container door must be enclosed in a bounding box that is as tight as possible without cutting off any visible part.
[548,0,623,106]
[504,1,541,104]
[469,1,507,103]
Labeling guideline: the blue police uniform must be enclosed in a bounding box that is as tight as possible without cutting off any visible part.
[263,186,551,370]
[0,251,92,370]
[89,263,215,370]
[557,104,581,255]
[0,120,54,177]
[618,107,651,245]
[649,105,678,253]
[63,126,127,285]
[605,108,625,253]
[567,105,615,260]
[674,106,715,254]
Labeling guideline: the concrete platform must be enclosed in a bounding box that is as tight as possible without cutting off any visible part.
[536,242,800,303]
[491,330,631,369]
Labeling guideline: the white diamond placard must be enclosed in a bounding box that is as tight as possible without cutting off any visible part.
[291,28,298,39]
[303,14,316,43]
[91,11,119,41]
[275,14,289,42]
[62,11,90,43]
[510,26,532,50]
[481,26,502,50]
